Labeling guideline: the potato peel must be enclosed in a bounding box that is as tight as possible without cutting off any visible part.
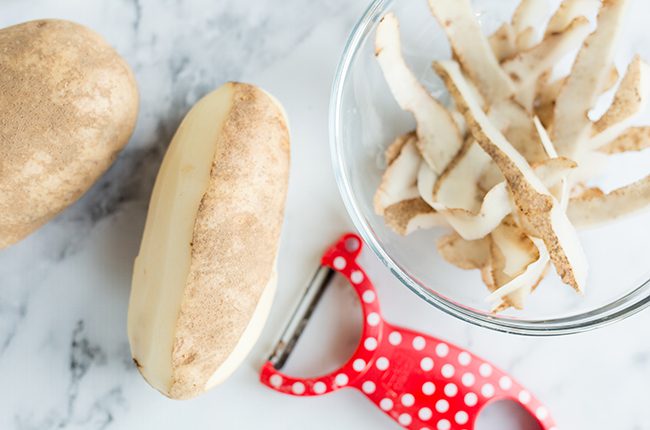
[490,98,549,163]
[437,232,491,270]
[483,231,548,311]
[516,28,537,53]
[536,65,620,129]
[489,244,542,310]
[441,182,512,241]
[503,17,591,89]
[450,109,468,136]
[434,157,575,241]
[491,216,540,278]
[599,126,650,154]
[569,175,650,228]
[487,237,550,307]
[429,140,507,240]
[433,140,491,213]
[435,61,550,195]
[428,0,515,103]
[431,85,576,243]
[384,198,447,235]
[515,80,539,114]
[385,131,416,166]
[546,0,600,35]
[533,157,578,187]
[375,13,462,174]
[570,150,609,185]
[552,0,631,158]
[589,56,650,151]
[512,0,550,39]
[542,67,620,106]
[489,23,517,62]
[435,60,588,292]
[417,161,438,207]
[374,137,421,215]
[439,234,514,314]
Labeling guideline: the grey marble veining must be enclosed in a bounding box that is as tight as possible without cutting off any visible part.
[1,1,650,429]
[1,1,354,428]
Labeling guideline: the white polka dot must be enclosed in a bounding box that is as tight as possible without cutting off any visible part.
[379,398,393,411]
[364,337,378,351]
[292,382,305,394]
[401,393,415,407]
[412,336,426,350]
[335,373,349,386]
[499,376,512,390]
[418,407,432,421]
[420,357,434,371]
[333,256,346,270]
[536,406,548,420]
[366,312,380,326]
[422,381,436,395]
[376,357,389,371]
[435,343,449,357]
[351,270,364,284]
[457,351,472,366]
[362,381,376,394]
[353,358,366,372]
[444,383,458,397]
[441,363,455,378]
[362,290,375,303]
[455,411,469,425]
[464,392,478,407]
[479,363,493,377]
[398,413,412,426]
[518,390,531,404]
[481,383,495,398]
[269,374,283,388]
[435,399,449,413]
[461,372,475,387]
[313,381,326,394]
[437,419,451,430]
[388,331,402,345]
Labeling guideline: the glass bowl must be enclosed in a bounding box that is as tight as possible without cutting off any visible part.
[330,0,650,335]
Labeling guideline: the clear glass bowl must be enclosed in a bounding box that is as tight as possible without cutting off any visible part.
[330,0,650,335]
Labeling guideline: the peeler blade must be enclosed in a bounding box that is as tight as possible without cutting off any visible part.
[268,265,336,370]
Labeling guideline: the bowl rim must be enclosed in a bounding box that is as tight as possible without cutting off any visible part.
[328,0,650,336]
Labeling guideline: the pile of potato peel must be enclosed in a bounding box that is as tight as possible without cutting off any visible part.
[373,0,650,312]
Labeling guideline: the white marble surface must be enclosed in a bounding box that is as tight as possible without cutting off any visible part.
[1,1,650,429]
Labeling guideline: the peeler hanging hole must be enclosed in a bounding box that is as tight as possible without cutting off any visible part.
[344,236,360,253]
[474,399,543,430]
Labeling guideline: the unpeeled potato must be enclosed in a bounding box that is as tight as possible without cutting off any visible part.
[0,19,139,247]
[128,82,290,399]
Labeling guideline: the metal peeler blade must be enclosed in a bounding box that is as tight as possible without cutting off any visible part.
[268,265,336,370]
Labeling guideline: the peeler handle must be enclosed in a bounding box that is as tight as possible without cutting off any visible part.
[348,322,555,429]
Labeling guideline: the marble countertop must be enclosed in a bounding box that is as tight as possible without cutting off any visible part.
[1,0,649,429]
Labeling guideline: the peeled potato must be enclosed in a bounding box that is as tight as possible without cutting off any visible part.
[0,19,139,247]
[128,82,290,399]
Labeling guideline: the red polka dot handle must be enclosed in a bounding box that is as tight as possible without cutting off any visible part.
[260,233,556,430]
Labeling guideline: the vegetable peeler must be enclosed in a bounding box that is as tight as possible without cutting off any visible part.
[260,233,556,429]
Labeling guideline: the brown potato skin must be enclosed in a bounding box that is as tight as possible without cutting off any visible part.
[0,19,139,248]
[168,83,290,399]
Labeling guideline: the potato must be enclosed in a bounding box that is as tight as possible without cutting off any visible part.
[0,20,139,247]
[128,82,290,399]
